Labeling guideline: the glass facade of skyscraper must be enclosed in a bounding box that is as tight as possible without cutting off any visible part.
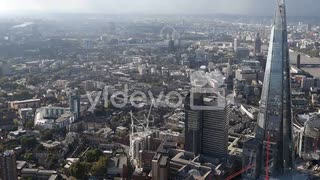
[255,0,294,177]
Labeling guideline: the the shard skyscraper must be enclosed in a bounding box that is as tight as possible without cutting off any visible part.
[255,0,294,178]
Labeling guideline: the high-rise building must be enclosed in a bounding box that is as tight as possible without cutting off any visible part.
[236,47,250,62]
[234,38,240,52]
[83,39,95,49]
[297,54,301,69]
[202,96,228,159]
[254,32,262,54]
[69,89,80,119]
[168,39,175,52]
[185,93,228,160]
[307,24,312,31]
[0,150,18,180]
[151,153,169,180]
[255,55,267,71]
[185,93,202,155]
[255,0,294,178]
[0,61,13,76]
[297,113,320,160]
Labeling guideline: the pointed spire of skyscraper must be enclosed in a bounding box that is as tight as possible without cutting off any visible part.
[254,0,294,178]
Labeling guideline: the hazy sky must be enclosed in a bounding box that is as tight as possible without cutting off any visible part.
[0,0,319,16]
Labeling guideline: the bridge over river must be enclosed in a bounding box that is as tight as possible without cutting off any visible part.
[290,51,320,77]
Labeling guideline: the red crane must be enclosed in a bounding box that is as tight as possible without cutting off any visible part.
[313,138,320,153]
[225,164,255,180]
[225,140,256,180]
[266,131,270,180]
[225,132,271,180]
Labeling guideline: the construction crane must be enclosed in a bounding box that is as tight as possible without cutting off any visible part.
[266,131,270,180]
[226,131,272,180]
[225,164,255,180]
[225,141,256,180]
[130,102,154,132]
[129,102,154,160]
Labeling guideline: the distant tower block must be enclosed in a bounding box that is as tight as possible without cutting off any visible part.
[168,39,175,52]
[166,33,171,40]
[0,150,18,180]
[297,54,301,69]
[69,89,80,119]
[254,32,262,54]
[234,38,240,52]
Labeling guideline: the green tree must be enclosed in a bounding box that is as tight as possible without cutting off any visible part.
[12,91,34,100]
[0,77,9,84]
[171,127,182,133]
[0,92,8,98]
[24,153,33,161]
[91,156,108,176]
[85,149,103,163]
[21,137,38,149]
[26,75,44,86]
[21,177,33,180]
[13,119,20,126]
[25,120,34,129]
[94,105,106,116]
[70,162,86,179]
[37,144,45,151]
[41,130,54,141]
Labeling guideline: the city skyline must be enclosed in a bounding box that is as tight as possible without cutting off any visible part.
[0,0,319,179]
[0,0,320,16]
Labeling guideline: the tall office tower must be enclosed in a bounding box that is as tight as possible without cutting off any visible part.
[234,38,240,52]
[0,150,18,180]
[254,32,262,54]
[297,54,301,69]
[307,24,312,32]
[255,0,294,177]
[69,89,80,119]
[202,96,228,159]
[168,39,175,52]
[0,61,12,76]
[185,93,202,155]
[185,92,228,160]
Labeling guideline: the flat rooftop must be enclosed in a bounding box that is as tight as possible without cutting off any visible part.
[12,99,40,104]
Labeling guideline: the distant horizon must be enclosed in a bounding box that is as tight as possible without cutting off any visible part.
[1,12,320,18]
[0,0,320,17]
